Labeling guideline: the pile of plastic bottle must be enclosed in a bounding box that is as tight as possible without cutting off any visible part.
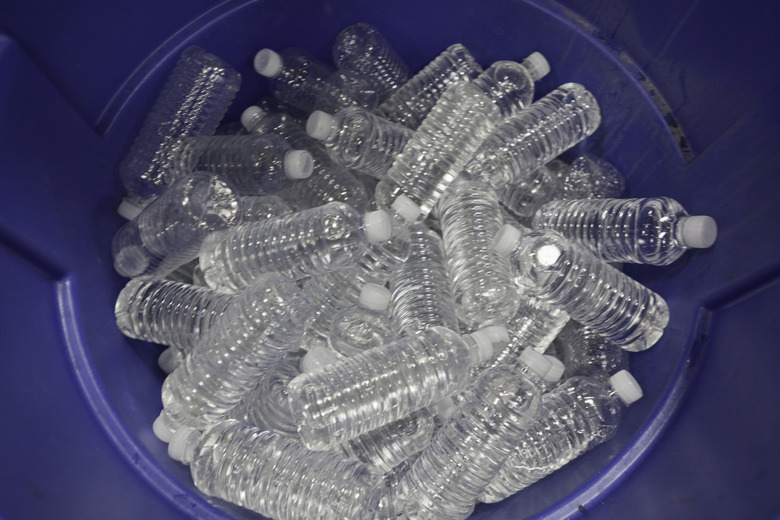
[111,23,718,520]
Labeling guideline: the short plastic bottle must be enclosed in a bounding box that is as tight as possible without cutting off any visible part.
[118,46,241,211]
[531,196,718,265]
[198,202,392,293]
[112,172,242,279]
[494,227,670,351]
[327,283,396,357]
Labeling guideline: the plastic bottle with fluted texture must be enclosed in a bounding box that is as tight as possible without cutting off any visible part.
[531,196,718,265]
[328,283,396,357]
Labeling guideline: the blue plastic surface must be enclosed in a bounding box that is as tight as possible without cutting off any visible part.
[0,1,779,519]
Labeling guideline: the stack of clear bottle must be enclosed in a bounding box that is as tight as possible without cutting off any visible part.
[109,26,720,520]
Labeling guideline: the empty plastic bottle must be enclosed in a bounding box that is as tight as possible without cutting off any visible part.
[375,43,484,130]
[153,273,312,437]
[389,223,460,336]
[306,107,413,179]
[328,283,396,357]
[114,276,235,353]
[531,196,718,265]
[481,371,643,503]
[462,83,601,192]
[199,202,392,293]
[165,134,313,193]
[494,227,670,351]
[374,56,548,217]
[396,365,541,520]
[332,22,410,100]
[287,325,496,450]
[112,172,242,279]
[167,420,388,520]
[118,46,241,213]
[555,320,628,382]
[240,105,370,212]
[439,179,520,329]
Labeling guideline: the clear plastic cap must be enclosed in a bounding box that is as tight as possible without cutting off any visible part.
[283,150,314,179]
[391,195,422,222]
[519,347,553,378]
[253,48,283,77]
[467,328,496,363]
[543,355,565,383]
[609,369,644,405]
[240,105,265,131]
[362,210,393,243]
[300,345,338,373]
[679,215,718,249]
[117,198,144,220]
[168,426,200,464]
[306,110,336,140]
[359,283,392,311]
[492,223,524,256]
[522,52,551,81]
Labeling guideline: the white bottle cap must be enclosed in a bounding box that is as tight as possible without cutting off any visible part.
[536,243,563,267]
[157,347,182,374]
[168,426,200,464]
[114,246,151,278]
[523,51,551,81]
[479,325,510,348]
[306,110,336,140]
[609,369,644,405]
[253,48,283,77]
[359,283,392,311]
[240,105,265,131]
[492,223,524,256]
[391,195,422,222]
[467,329,495,363]
[283,150,314,179]
[519,347,552,378]
[117,198,144,220]
[152,411,181,443]
[362,210,393,243]
[543,355,565,383]
[300,345,338,373]
[433,397,457,420]
[679,215,718,249]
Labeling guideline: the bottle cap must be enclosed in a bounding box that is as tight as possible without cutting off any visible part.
[519,347,552,378]
[467,329,495,363]
[240,105,265,131]
[359,283,391,311]
[536,243,563,267]
[283,150,314,179]
[391,195,422,222]
[117,198,144,220]
[492,223,524,256]
[363,210,393,243]
[433,397,457,420]
[306,110,336,140]
[479,325,510,348]
[300,345,338,373]
[609,369,644,405]
[679,215,718,249]
[157,347,182,374]
[253,48,283,77]
[543,355,565,383]
[523,52,551,81]
[114,246,151,278]
[168,426,200,464]
[152,411,181,443]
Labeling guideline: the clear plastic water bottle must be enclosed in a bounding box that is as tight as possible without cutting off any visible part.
[462,83,602,192]
[395,365,541,520]
[167,420,388,520]
[114,276,235,353]
[153,273,312,437]
[374,56,548,217]
[494,227,670,352]
[199,202,392,293]
[306,107,413,179]
[531,196,718,265]
[555,320,628,382]
[332,22,410,100]
[480,371,643,503]
[117,46,241,212]
[112,172,242,278]
[287,325,495,450]
[165,134,313,193]
[327,283,396,357]
[438,179,520,329]
[374,43,483,130]
[240,105,371,212]
[389,223,460,336]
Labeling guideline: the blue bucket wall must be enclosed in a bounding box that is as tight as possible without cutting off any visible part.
[0,1,778,519]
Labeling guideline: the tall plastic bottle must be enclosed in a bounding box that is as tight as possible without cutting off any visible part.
[439,179,520,329]
[118,46,241,213]
[481,371,643,502]
[462,83,601,192]
[167,420,388,520]
[555,320,628,382]
[332,22,410,100]
[306,107,413,179]
[112,172,242,279]
[153,273,312,438]
[199,202,392,293]
[374,56,548,217]
[395,365,541,520]
[531,196,718,265]
[494,226,670,351]
[327,283,396,357]
[287,325,495,450]
[165,134,313,193]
